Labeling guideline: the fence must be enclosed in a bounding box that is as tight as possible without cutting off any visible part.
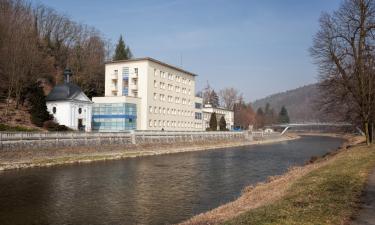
[0,130,253,150]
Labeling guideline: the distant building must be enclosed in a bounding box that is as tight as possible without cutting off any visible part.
[202,104,234,130]
[46,69,92,132]
[92,57,203,131]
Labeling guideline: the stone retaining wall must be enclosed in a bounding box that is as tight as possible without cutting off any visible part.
[0,131,250,151]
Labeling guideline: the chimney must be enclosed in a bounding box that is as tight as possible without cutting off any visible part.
[63,68,73,84]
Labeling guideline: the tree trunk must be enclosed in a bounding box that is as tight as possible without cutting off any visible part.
[365,122,370,146]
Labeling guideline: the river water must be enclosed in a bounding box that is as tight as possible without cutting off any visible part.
[0,135,343,225]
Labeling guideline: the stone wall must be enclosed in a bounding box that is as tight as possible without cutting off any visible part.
[0,131,249,151]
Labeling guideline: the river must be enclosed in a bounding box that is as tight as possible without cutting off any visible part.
[0,135,344,225]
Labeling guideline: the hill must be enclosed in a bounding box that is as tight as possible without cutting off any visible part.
[252,84,324,122]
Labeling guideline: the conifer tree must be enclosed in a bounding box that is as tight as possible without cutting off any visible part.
[278,106,290,124]
[209,112,218,131]
[113,35,132,60]
[28,84,52,127]
[219,116,227,131]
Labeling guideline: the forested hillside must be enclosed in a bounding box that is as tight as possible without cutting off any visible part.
[0,0,109,106]
[252,84,325,122]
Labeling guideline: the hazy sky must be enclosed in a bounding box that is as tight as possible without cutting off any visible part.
[33,0,342,101]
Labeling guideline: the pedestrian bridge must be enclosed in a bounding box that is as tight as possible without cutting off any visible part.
[267,122,356,135]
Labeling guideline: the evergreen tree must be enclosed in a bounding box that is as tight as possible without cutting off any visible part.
[28,84,52,127]
[113,35,132,60]
[209,112,218,131]
[264,102,276,125]
[278,106,290,124]
[256,107,265,128]
[210,90,220,107]
[219,116,227,131]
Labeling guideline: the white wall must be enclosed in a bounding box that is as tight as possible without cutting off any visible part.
[47,101,92,132]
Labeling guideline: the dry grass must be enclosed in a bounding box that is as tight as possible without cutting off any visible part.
[181,135,367,225]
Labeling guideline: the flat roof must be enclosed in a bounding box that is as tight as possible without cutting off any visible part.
[105,57,198,76]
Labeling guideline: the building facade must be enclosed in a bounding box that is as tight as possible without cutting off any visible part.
[202,104,234,130]
[92,57,203,131]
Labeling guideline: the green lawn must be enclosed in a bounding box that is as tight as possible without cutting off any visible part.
[223,145,375,225]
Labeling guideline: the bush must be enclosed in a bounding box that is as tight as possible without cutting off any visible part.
[209,112,218,131]
[219,116,227,131]
[0,123,37,132]
[43,120,71,132]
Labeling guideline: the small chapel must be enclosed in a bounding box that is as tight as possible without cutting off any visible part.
[46,68,93,132]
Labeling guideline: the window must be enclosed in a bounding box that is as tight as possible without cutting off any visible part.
[195,112,202,120]
[78,108,82,114]
[154,80,158,88]
[195,102,202,109]
[134,68,138,75]
[154,93,157,100]
[149,120,153,127]
[52,107,56,114]
[149,106,153,113]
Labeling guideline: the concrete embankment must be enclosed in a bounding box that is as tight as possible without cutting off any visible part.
[0,134,297,171]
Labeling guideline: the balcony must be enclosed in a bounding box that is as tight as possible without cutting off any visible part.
[111,85,118,91]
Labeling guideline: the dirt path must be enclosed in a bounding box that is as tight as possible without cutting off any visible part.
[352,167,375,225]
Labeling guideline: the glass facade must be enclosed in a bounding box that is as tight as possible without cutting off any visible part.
[92,103,137,131]
[122,67,129,96]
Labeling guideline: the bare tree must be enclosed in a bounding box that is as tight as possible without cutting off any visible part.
[219,87,242,110]
[311,0,375,145]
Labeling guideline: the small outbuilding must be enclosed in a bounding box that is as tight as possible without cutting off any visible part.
[46,69,92,132]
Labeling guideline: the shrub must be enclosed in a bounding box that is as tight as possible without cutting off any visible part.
[209,112,217,131]
[219,116,227,131]
[43,120,71,132]
[0,123,37,132]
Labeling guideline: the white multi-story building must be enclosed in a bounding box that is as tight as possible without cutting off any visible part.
[202,104,234,130]
[92,57,203,131]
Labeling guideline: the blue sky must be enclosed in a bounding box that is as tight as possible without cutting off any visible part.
[33,0,342,101]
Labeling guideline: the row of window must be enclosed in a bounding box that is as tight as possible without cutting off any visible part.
[149,120,202,129]
[153,93,193,105]
[154,81,192,95]
[149,106,195,117]
[93,103,137,116]
[92,118,136,131]
[154,69,192,86]
[51,106,84,115]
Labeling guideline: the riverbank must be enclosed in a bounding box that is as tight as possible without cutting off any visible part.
[180,135,372,225]
[0,134,298,171]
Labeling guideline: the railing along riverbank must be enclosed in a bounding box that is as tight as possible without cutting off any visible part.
[0,130,274,150]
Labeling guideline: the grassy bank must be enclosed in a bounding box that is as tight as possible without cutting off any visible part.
[183,136,375,225]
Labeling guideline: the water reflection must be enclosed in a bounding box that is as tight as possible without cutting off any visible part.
[0,136,343,225]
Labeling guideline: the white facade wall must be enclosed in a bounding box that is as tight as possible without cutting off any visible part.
[47,101,92,132]
[103,58,201,131]
[202,106,234,130]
